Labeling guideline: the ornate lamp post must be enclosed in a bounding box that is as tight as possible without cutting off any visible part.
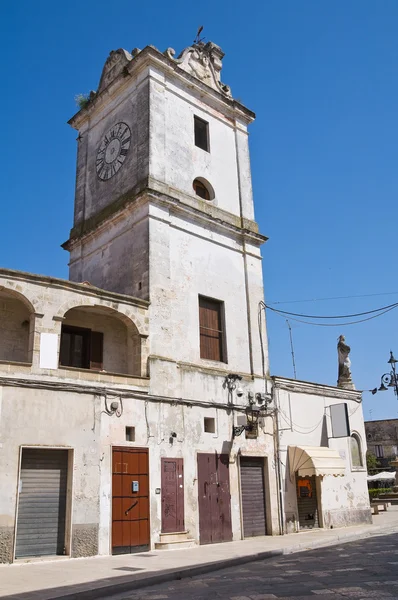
[371,351,398,396]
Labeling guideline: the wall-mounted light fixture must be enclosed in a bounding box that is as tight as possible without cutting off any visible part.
[233,402,267,438]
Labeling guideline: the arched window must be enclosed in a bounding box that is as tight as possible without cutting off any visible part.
[192,178,214,201]
[350,433,363,468]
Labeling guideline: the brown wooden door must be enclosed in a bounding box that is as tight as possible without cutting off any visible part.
[161,458,184,533]
[112,447,150,554]
[240,457,267,537]
[197,453,232,545]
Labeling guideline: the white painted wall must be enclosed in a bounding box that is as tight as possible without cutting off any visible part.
[0,382,279,559]
[274,378,371,531]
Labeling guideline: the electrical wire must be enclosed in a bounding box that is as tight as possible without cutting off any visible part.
[259,301,398,328]
[272,305,397,327]
[278,407,325,434]
[263,300,398,320]
[267,291,398,306]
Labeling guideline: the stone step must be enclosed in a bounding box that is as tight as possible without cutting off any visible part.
[155,538,196,550]
[159,531,191,543]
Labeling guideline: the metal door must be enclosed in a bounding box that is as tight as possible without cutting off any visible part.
[15,448,68,558]
[161,458,184,533]
[197,453,232,545]
[112,447,150,554]
[296,475,319,529]
[240,457,267,537]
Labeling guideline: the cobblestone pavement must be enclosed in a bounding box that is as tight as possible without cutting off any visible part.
[106,532,398,600]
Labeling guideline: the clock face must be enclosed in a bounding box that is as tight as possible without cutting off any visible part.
[96,122,131,181]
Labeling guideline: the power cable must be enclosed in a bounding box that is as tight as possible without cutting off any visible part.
[268,291,398,305]
[267,305,397,327]
[263,300,398,320]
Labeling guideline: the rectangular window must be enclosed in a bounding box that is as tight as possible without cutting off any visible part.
[204,417,216,433]
[126,427,135,442]
[199,296,226,362]
[375,444,384,458]
[59,325,103,370]
[194,116,209,152]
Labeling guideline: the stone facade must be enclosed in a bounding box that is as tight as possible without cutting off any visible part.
[365,418,398,466]
[0,39,371,563]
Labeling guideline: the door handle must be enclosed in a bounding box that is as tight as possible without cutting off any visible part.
[125,500,138,516]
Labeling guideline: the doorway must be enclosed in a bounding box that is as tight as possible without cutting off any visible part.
[240,456,267,537]
[161,458,184,533]
[112,447,150,554]
[15,448,69,559]
[296,475,319,529]
[197,453,232,545]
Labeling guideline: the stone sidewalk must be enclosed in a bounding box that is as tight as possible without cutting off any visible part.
[1,507,398,600]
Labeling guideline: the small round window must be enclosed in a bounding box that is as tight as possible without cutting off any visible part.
[193,178,214,201]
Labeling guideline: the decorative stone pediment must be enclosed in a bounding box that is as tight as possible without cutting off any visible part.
[164,42,232,97]
[95,42,231,97]
[97,48,135,93]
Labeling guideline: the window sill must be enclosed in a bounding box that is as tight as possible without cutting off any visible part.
[59,365,149,381]
[0,359,32,367]
[351,467,367,472]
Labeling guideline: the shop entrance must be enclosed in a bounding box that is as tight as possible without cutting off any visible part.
[296,475,319,529]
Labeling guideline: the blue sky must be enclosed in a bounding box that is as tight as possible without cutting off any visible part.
[1,1,397,420]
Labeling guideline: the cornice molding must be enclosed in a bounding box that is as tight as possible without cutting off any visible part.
[272,375,362,401]
[64,185,267,251]
[0,268,149,309]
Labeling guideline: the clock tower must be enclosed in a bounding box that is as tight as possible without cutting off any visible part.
[64,41,269,383]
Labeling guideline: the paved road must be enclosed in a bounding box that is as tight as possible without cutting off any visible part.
[106,532,398,600]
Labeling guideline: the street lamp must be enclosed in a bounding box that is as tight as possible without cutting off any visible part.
[371,351,398,396]
[233,402,267,437]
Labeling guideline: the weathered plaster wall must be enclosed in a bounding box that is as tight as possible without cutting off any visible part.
[274,380,371,531]
[147,202,269,399]
[0,386,101,561]
[73,75,150,228]
[98,395,279,553]
[0,382,279,563]
[163,80,240,215]
[68,201,150,300]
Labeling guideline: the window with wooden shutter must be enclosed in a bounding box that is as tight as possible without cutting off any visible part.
[199,296,226,362]
[90,331,104,370]
[59,325,103,370]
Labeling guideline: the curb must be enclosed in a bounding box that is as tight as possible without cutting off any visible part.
[8,524,398,600]
[49,551,285,600]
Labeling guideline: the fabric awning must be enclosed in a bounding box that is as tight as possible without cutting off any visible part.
[367,471,395,482]
[288,445,345,478]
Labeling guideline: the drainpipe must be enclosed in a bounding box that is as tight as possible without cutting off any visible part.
[234,124,254,379]
[272,382,285,535]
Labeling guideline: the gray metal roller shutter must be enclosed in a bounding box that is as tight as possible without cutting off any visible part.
[240,457,267,537]
[15,449,68,558]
